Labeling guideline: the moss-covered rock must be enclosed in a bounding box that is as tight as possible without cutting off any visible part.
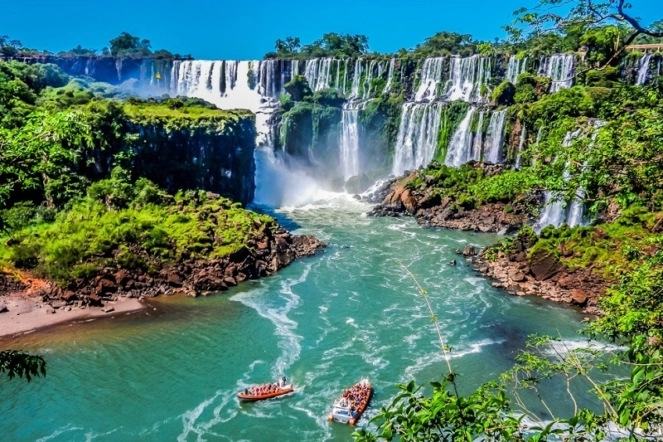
[491,80,516,106]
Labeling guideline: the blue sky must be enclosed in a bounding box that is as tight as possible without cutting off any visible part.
[1,0,661,59]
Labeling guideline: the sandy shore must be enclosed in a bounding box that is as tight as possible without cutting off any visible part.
[0,296,147,338]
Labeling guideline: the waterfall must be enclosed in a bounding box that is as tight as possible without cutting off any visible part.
[350,58,364,99]
[531,127,543,167]
[539,54,575,93]
[535,191,567,232]
[484,110,507,164]
[259,60,284,98]
[393,102,445,175]
[444,55,491,103]
[415,58,445,102]
[535,130,582,231]
[383,59,396,93]
[342,59,349,94]
[515,125,526,169]
[444,107,478,167]
[174,60,274,145]
[636,54,653,86]
[566,186,586,228]
[362,60,378,100]
[304,58,335,91]
[471,111,485,162]
[506,56,527,84]
[340,103,361,180]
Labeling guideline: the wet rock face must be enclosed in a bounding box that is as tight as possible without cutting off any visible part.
[128,121,257,205]
[368,172,531,234]
[474,236,607,314]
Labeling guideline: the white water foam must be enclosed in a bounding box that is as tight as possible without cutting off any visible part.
[400,338,504,382]
[231,261,315,377]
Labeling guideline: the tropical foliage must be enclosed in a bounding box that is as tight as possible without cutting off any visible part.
[266,33,370,59]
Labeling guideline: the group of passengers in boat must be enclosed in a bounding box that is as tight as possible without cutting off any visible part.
[338,382,370,411]
[243,376,288,396]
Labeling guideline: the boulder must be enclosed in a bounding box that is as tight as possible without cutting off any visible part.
[96,277,118,295]
[62,290,77,302]
[0,305,8,313]
[571,289,589,307]
[88,293,103,306]
[529,250,563,281]
[513,251,527,262]
[102,306,115,313]
[462,246,477,257]
[165,271,184,287]
[193,271,227,291]
[571,289,588,307]
[114,269,130,287]
[509,270,526,283]
[557,275,576,290]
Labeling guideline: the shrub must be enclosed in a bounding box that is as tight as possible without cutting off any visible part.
[491,80,516,106]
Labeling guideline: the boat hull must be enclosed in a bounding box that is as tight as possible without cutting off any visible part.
[328,380,372,426]
[237,385,293,402]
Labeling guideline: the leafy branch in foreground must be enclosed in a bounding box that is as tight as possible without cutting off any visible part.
[0,350,46,382]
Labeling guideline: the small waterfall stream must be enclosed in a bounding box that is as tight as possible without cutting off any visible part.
[636,54,653,86]
[506,56,527,84]
[535,130,585,231]
[515,126,526,169]
[392,102,445,175]
[539,54,575,92]
[444,55,491,102]
[415,57,446,102]
[471,110,485,162]
[340,103,361,180]
[484,110,507,164]
[444,107,478,167]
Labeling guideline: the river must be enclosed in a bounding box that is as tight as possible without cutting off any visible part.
[0,195,590,441]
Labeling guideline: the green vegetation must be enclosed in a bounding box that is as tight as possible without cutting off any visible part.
[491,80,516,106]
[0,58,260,283]
[0,351,46,382]
[352,3,663,440]
[266,33,370,59]
[0,170,274,285]
[402,31,478,57]
[405,162,540,212]
[0,32,189,59]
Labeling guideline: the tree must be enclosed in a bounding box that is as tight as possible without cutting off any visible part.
[275,36,301,55]
[412,31,477,57]
[0,350,46,382]
[0,110,92,207]
[506,0,663,66]
[109,32,152,57]
[65,45,97,56]
[0,35,24,57]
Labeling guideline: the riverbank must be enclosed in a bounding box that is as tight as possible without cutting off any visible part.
[0,227,324,338]
[367,167,614,314]
[0,294,146,338]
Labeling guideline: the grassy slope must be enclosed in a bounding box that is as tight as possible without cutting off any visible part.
[0,186,275,286]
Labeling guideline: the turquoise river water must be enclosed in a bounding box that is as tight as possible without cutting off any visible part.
[0,195,593,441]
